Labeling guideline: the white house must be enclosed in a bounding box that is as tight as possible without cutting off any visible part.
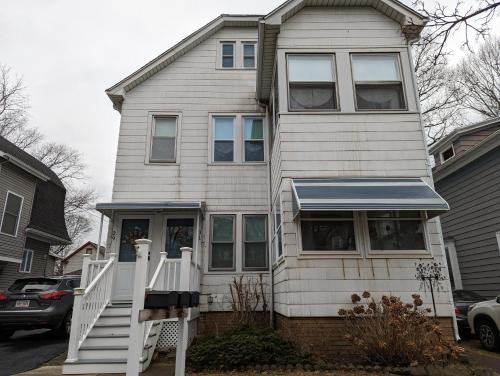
[62,241,105,275]
[64,0,456,373]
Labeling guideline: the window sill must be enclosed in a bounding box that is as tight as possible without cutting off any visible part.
[216,67,257,71]
[366,250,432,259]
[272,256,285,269]
[0,231,18,238]
[297,251,363,259]
[208,162,267,166]
[145,161,180,166]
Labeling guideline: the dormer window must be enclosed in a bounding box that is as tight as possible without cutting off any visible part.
[287,54,338,111]
[351,53,406,110]
[441,145,455,163]
[221,42,235,68]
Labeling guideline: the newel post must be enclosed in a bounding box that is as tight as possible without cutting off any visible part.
[126,239,151,376]
[157,251,167,290]
[175,247,192,376]
[67,254,92,362]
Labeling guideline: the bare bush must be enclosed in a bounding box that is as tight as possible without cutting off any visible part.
[338,292,463,367]
[229,274,267,327]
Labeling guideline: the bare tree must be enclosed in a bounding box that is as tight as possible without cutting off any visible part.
[0,63,97,252]
[412,32,466,145]
[413,0,500,63]
[454,37,500,119]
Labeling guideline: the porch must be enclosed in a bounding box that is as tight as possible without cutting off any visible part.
[63,201,204,375]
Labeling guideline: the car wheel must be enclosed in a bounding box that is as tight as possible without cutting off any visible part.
[58,310,72,338]
[477,319,500,351]
[0,330,15,341]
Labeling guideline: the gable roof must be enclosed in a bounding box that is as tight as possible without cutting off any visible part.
[0,136,63,188]
[105,14,262,111]
[106,0,426,110]
[257,0,428,101]
[429,117,500,155]
[63,241,105,262]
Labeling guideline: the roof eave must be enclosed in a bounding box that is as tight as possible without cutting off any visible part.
[0,152,50,182]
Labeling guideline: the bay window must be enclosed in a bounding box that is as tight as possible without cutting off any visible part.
[210,215,235,270]
[367,211,426,251]
[351,53,406,110]
[243,215,267,270]
[287,54,337,111]
[300,212,356,252]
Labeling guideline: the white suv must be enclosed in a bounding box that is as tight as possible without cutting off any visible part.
[468,295,500,351]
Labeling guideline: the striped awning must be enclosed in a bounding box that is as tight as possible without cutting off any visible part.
[291,178,449,219]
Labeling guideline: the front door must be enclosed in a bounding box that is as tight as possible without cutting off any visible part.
[165,218,194,258]
[113,218,150,301]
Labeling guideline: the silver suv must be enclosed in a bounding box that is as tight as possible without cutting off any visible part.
[468,295,500,351]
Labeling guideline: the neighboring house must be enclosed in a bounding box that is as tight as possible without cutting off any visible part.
[62,241,105,275]
[0,136,71,290]
[430,117,500,299]
[64,0,456,373]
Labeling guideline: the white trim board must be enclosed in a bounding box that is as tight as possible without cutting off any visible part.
[0,255,22,264]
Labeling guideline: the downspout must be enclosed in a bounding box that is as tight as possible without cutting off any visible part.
[407,34,461,343]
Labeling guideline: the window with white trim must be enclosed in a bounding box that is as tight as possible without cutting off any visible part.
[243,215,268,270]
[150,116,177,162]
[243,43,256,68]
[1,191,23,237]
[351,54,406,110]
[366,211,426,251]
[19,249,33,273]
[441,146,455,163]
[244,118,264,162]
[213,117,235,162]
[287,54,338,111]
[221,42,235,68]
[300,211,357,251]
[209,215,235,270]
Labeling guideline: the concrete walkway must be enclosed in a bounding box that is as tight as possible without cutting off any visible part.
[16,361,175,376]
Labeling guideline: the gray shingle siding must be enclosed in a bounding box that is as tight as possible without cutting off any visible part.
[435,146,500,298]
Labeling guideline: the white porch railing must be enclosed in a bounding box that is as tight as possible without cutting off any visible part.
[66,253,117,362]
[127,244,201,376]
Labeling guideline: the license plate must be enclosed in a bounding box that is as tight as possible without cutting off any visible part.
[15,300,30,308]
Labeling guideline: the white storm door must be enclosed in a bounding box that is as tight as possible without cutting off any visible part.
[112,217,151,301]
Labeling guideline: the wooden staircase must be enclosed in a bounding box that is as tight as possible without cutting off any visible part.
[63,303,162,374]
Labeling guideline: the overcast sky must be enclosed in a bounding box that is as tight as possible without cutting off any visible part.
[0,0,497,247]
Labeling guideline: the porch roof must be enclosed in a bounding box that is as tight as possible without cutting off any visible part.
[291,178,449,219]
[95,201,205,218]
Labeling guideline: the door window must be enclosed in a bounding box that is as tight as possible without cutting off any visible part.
[118,219,150,262]
[165,218,194,259]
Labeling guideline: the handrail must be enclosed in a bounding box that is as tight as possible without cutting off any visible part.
[66,253,117,362]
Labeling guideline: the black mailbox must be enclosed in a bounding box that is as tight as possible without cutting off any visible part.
[144,290,199,309]
[144,291,179,309]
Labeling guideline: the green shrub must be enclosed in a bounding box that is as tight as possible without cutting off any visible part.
[187,326,311,371]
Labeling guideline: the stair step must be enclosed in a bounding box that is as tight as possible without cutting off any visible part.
[91,325,130,336]
[97,316,131,325]
[80,344,152,351]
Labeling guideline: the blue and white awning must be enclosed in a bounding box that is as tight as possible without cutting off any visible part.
[291,178,449,219]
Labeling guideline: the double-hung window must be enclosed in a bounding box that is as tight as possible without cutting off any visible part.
[221,42,235,68]
[243,215,268,270]
[244,118,264,162]
[1,192,23,237]
[213,117,235,162]
[287,54,337,111]
[300,212,357,252]
[19,249,33,273]
[210,215,235,270]
[351,54,406,110]
[367,211,426,251]
[150,116,177,162]
[243,43,256,68]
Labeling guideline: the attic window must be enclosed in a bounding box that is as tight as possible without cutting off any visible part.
[221,42,235,68]
[441,146,455,163]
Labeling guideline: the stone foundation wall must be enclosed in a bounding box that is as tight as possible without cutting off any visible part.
[274,313,455,362]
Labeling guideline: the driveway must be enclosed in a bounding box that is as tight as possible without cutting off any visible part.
[463,339,500,373]
[0,329,67,376]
